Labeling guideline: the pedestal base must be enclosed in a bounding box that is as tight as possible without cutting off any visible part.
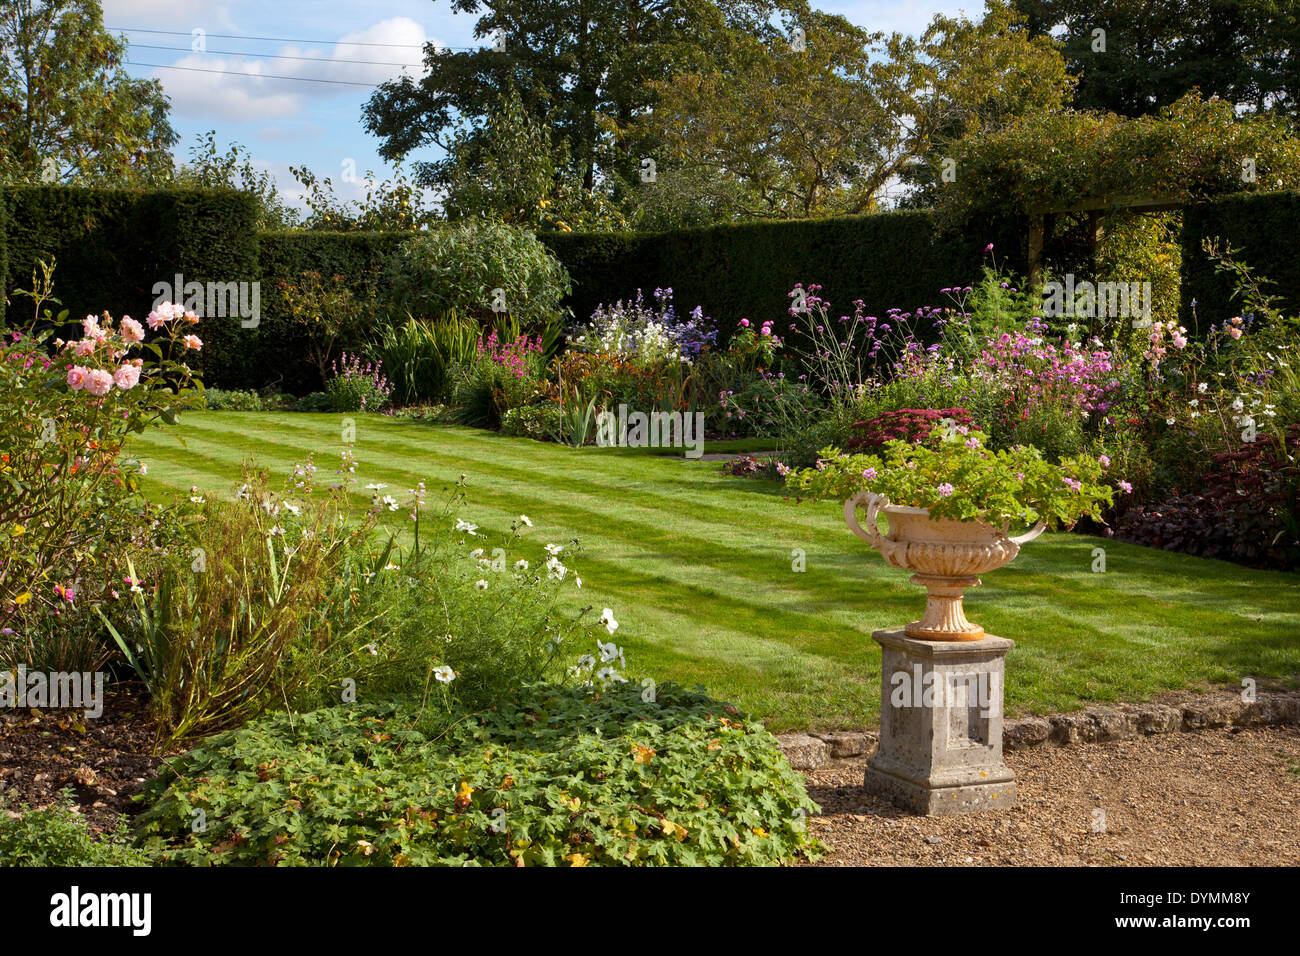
[864,763,1015,816]
[864,628,1016,816]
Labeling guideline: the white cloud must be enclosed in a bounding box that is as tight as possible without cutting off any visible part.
[142,18,435,121]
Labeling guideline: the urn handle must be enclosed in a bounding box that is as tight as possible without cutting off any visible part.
[1007,520,1047,545]
[845,491,886,546]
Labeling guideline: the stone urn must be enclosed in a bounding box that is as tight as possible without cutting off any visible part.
[844,491,1045,641]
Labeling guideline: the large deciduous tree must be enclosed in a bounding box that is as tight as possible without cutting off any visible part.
[362,0,796,203]
[643,1,1072,219]
[1013,0,1300,118]
[0,0,177,185]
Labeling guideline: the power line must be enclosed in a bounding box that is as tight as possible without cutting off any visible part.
[127,42,422,67]
[125,60,397,87]
[110,25,475,51]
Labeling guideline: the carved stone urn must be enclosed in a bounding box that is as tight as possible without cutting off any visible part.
[844,491,1045,641]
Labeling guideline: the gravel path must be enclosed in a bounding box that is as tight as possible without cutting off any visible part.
[801,725,1300,866]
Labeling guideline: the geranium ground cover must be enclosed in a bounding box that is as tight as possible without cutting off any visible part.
[132,412,1300,732]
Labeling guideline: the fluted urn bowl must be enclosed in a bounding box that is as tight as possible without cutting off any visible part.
[845,491,1045,641]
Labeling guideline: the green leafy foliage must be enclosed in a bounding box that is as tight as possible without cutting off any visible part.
[0,790,150,866]
[0,0,177,187]
[135,682,822,867]
[787,423,1114,529]
[389,222,571,330]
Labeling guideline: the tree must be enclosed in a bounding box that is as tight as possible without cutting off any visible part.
[642,1,1071,218]
[642,12,890,219]
[1012,0,1300,118]
[0,0,176,184]
[934,93,1300,231]
[433,85,625,231]
[173,132,298,230]
[362,0,796,202]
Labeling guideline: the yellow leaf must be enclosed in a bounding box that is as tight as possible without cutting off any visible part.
[660,819,688,842]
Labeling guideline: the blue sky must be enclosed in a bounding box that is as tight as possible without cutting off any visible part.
[104,0,978,208]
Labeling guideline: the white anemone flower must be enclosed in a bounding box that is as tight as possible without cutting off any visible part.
[432,665,456,684]
[599,608,619,635]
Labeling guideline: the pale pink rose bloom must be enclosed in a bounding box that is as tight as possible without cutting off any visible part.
[66,366,88,390]
[73,339,97,356]
[184,311,200,324]
[147,305,174,329]
[85,369,114,397]
[113,365,141,390]
[183,334,203,351]
[1228,327,1242,340]
[82,315,99,336]
[120,317,145,343]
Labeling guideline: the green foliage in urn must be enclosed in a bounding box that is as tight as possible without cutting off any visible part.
[786,423,1116,530]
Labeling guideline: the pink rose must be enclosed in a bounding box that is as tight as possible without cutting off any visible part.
[1228,327,1242,339]
[183,334,203,351]
[113,364,141,390]
[85,369,114,397]
[82,315,99,336]
[73,338,97,357]
[66,366,88,390]
[146,305,175,330]
[120,317,145,343]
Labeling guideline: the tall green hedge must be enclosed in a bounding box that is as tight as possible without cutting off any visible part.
[0,186,259,347]
[544,212,1022,341]
[201,230,405,393]
[1181,190,1300,333]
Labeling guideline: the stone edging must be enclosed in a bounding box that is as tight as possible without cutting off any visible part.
[777,690,1300,771]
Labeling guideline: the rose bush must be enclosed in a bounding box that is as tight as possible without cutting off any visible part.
[0,270,204,669]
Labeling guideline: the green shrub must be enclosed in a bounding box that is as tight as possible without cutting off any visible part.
[291,391,333,412]
[326,352,393,412]
[501,402,562,441]
[389,222,572,330]
[0,790,151,866]
[202,388,285,411]
[448,353,543,430]
[134,682,822,867]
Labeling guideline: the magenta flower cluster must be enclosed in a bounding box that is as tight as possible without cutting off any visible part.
[476,330,543,380]
[977,325,1119,414]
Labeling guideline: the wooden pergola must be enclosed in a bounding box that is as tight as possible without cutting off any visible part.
[1027,195,1185,285]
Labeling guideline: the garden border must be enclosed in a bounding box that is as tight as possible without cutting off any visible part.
[777,687,1300,770]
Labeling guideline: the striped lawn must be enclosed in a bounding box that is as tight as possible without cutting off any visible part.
[131,412,1300,732]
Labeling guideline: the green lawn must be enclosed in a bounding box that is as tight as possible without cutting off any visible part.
[132,411,1300,732]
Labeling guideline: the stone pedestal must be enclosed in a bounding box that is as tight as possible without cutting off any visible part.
[864,628,1015,815]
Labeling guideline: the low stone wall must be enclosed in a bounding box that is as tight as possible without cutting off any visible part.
[778,689,1300,771]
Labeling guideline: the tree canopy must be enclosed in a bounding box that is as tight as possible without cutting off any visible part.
[0,0,176,185]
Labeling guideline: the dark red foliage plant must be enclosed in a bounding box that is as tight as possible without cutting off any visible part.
[847,407,974,452]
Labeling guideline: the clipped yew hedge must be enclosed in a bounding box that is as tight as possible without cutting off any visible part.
[545,212,1024,346]
[0,187,259,331]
